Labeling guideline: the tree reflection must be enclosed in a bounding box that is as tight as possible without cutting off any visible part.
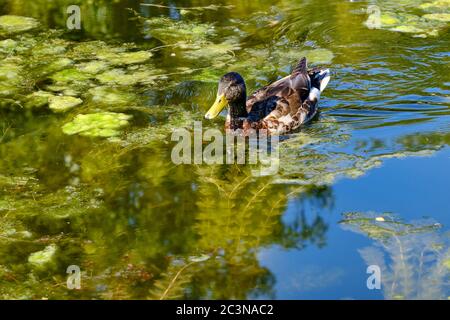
[341,212,450,300]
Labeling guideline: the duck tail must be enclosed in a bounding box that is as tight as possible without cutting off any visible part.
[292,57,308,75]
[309,68,331,92]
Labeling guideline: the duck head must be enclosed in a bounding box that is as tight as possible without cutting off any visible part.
[205,72,248,120]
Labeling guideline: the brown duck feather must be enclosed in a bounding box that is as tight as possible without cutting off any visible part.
[225,57,329,135]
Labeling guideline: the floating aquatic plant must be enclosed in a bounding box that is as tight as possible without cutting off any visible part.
[24,91,55,109]
[50,68,92,83]
[44,57,74,73]
[340,212,441,240]
[88,86,138,106]
[117,108,199,147]
[0,57,24,99]
[341,212,450,299]
[181,38,241,62]
[364,0,450,37]
[0,39,17,53]
[423,13,450,21]
[70,40,110,59]
[48,96,83,113]
[143,17,216,44]
[76,60,110,74]
[140,3,234,12]
[282,48,335,65]
[28,244,57,268]
[31,38,68,57]
[97,50,152,66]
[419,0,450,12]
[0,15,39,34]
[62,112,133,138]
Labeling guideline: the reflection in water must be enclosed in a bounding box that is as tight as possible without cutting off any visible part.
[0,0,449,299]
[341,212,450,300]
[0,148,333,298]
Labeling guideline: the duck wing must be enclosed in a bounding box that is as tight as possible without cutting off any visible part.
[244,58,313,132]
[246,58,310,106]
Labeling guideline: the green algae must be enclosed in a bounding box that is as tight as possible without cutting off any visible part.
[340,212,430,240]
[139,15,238,65]
[3,181,105,229]
[143,17,216,44]
[0,57,24,100]
[95,67,158,86]
[88,86,137,106]
[27,56,75,81]
[0,22,158,114]
[423,13,450,21]
[444,259,450,270]
[46,67,94,96]
[70,41,152,66]
[48,96,83,113]
[24,90,55,109]
[70,40,110,59]
[0,217,32,240]
[0,15,39,34]
[31,39,68,57]
[341,212,450,299]
[28,244,57,267]
[364,2,449,37]
[97,50,152,65]
[95,68,135,85]
[0,174,37,189]
[0,39,17,53]
[419,0,450,12]
[0,58,22,85]
[390,25,427,34]
[76,60,110,74]
[45,84,84,97]
[50,68,92,83]
[181,38,241,62]
[0,0,449,301]
[47,58,74,71]
[62,112,133,138]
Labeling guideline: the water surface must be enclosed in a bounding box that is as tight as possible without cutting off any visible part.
[0,0,449,299]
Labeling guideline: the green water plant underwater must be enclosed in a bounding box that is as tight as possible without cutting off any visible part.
[0,15,39,34]
[340,212,450,299]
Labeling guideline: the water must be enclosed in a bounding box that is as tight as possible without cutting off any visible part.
[0,0,449,299]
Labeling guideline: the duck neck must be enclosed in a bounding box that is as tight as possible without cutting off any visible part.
[228,98,248,130]
[229,97,247,119]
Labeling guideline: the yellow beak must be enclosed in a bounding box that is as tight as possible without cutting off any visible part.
[205,93,228,119]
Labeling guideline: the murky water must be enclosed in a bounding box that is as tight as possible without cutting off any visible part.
[0,0,449,299]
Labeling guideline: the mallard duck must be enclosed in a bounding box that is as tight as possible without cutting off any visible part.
[204,57,330,135]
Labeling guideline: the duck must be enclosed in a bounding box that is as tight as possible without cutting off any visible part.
[204,57,331,135]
